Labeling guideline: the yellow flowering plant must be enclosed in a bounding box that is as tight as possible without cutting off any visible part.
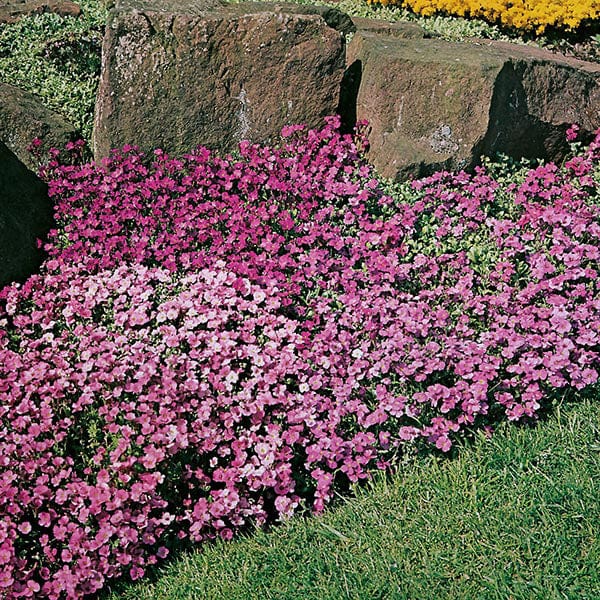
[368,0,600,34]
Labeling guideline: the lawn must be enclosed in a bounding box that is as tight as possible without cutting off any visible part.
[104,396,600,600]
[0,1,599,599]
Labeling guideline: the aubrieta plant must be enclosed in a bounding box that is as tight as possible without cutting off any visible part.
[1,118,599,598]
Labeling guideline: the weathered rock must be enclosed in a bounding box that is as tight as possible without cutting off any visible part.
[0,0,81,23]
[343,32,600,180]
[482,40,600,158]
[0,141,53,287]
[0,83,79,171]
[338,20,428,133]
[93,0,347,159]
[296,4,355,36]
[351,17,426,39]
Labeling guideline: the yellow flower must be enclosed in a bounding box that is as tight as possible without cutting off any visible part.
[366,0,600,34]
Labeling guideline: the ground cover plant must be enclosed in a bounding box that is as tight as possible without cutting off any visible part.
[1,118,599,598]
[0,0,106,142]
[105,397,600,600]
[1,0,600,598]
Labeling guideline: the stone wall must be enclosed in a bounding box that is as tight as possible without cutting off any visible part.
[93,1,600,179]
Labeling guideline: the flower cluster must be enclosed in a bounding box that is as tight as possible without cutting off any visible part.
[1,117,599,597]
[369,0,600,33]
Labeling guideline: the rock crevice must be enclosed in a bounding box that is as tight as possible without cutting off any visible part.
[0,142,54,287]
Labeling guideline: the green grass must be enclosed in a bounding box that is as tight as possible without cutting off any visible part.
[103,395,600,600]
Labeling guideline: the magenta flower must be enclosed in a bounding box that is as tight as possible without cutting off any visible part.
[1,119,599,598]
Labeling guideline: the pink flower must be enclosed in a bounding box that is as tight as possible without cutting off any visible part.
[129,566,145,581]
[18,521,32,534]
[1,117,598,598]
[566,124,580,142]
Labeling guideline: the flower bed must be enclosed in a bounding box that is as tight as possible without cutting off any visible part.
[1,119,599,598]
[368,0,600,33]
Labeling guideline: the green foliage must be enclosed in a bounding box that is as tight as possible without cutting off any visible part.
[377,154,533,283]
[0,0,107,142]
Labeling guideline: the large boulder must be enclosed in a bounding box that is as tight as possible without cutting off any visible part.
[0,0,81,23]
[344,32,600,180]
[339,19,428,133]
[93,0,348,159]
[0,141,54,287]
[0,83,79,171]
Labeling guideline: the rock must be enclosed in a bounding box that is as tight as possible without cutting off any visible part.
[0,0,81,23]
[93,0,347,159]
[0,141,53,287]
[343,32,600,180]
[295,4,355,36]
[338,20,428,133]
[0,83,79,171]
[350,17,426,39]
[481,40,600,159]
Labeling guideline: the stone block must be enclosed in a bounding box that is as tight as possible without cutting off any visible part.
[93,0,348,158]
[344,32,600,179]
[0,0,81,23]
[0,83,79,171]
